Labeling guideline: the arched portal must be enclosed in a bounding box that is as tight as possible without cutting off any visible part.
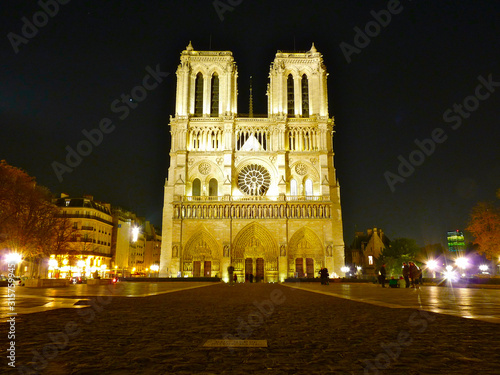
[183,230,221,277]
[288,227,324,278]
[232,222,279,282]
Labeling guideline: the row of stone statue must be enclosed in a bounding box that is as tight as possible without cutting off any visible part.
[173,203,332,220]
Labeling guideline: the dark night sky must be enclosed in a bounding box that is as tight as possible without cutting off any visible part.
[1,0,499,247]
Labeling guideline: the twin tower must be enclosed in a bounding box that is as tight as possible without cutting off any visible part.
[160,42,344,281]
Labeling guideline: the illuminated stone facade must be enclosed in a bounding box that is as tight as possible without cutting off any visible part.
[51,194,113,278]
[160,43,344,281]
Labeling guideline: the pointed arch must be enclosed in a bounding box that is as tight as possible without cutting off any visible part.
[210,73,219,117]
[287,74,294,116]
[194,72,203,116]
[305,179,313,196]
[288,227,324,260]
[232,222,278,260]
[301,74,309,117]
[209,178,218,196]
[183,229,221,261]
[192,178,201,196]
[290,179,297,196]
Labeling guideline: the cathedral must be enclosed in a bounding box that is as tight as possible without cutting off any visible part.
[159,42,344,281]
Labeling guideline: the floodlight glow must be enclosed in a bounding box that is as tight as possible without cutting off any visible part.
[132,226,140,242]
[446,265,453,272]
[100,265,107,270]
[479,265,488,272]
[62,259,68,265]
[341,266,349,273]
[77,260,85,268]
[5,253,22,264]
[356,266,362,271]
[443,269,458,281]
[150,265,159,272]
[455,257,468,269]
[48,259,58,268]
[427,259,439,271]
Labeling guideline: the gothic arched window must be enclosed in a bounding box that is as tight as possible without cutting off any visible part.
[290,179,297,196]
[192,178,201,196]
[287,74,294,116]
[209,178,218,196]
[305,179,313,196]
[210,73,219,117]
[301,74,309,117]
[194,73,203,116]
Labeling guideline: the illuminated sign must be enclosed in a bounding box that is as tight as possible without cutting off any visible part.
[447,230,465,252]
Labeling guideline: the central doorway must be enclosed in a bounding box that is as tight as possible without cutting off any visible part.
[245,258,253,281]
[204,261,211,277]
[256,258,264,281]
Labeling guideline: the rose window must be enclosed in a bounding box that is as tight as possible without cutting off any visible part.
[238,164,271,196]
[295,163,307,175]
[198,162,211,175]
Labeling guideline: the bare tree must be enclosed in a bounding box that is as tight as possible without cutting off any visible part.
[0,161,72,276]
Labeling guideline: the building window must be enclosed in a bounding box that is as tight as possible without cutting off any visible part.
[194,73,203,116]
[209,178,218,197]
[290,179,297,196]
[287,74,294,116]
[192,178,201,196]
[305,179,313,196]
[301,74,309,117]
[368,256,373,265]
[210,73,219,117]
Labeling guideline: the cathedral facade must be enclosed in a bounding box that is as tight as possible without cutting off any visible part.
[159,42,344,281]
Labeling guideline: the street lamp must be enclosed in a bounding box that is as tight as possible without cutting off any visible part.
[48,259,58,279]
[455,257,469,277]
[6,253,23,276]
[479,264,489,274]
[150,264,159,277]
[341,266,350,277]
[426,259,439,278]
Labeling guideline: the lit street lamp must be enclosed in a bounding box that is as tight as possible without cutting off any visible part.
[5,253,23,276]
[341,266,350,277]
[150,264,160,277]
[426,259,439,278]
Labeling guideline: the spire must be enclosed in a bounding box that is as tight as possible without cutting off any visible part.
[310,43,317,53]
[186,41,193,51]
[249,76,254,118]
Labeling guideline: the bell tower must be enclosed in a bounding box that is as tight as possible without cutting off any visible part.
[175,41,238,118]
[268,43,328,118]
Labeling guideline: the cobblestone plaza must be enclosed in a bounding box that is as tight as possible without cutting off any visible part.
[2,282,499,374]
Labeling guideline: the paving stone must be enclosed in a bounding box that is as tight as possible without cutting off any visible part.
[2,283,500,374]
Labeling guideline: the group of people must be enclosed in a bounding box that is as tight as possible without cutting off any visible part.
[378,262,422,288]
[402,261,422,288]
